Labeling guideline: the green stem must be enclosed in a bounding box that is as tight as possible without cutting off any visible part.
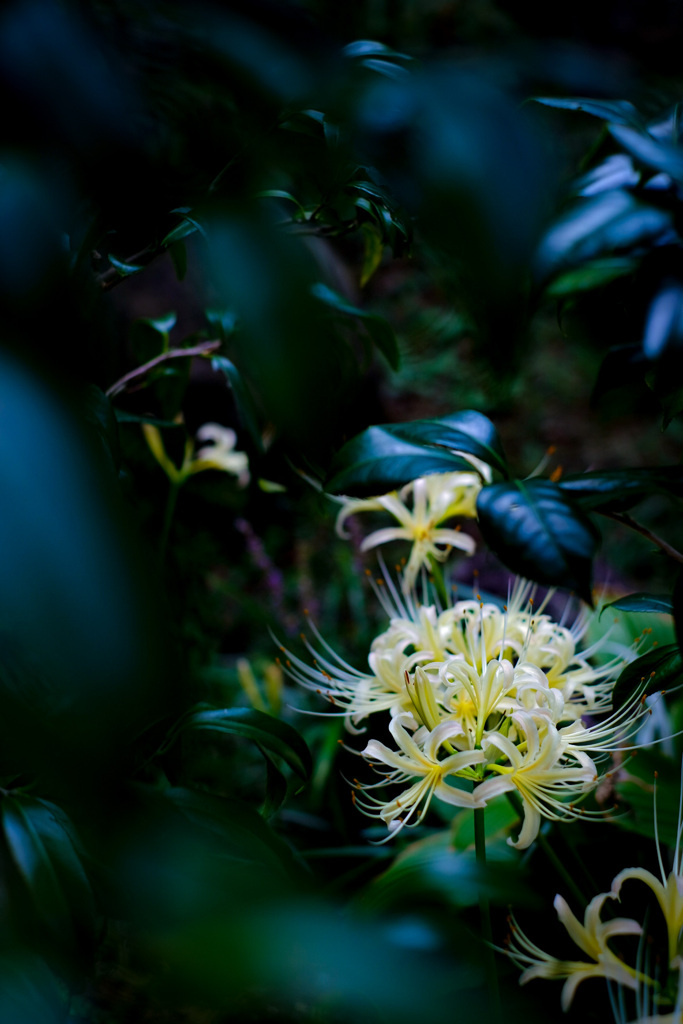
[158,480,180,566]
[427,555,449,607]
[474,805,501,1021]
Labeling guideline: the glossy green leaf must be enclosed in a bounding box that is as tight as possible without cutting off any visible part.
[343,40,413,62]
[609,123,683,183]
[168,705,312,783]
[535,190,672,283]
[311,282,399,370]
[326,425,477,497]
[130,311,176,363]
[2,796,95,956]
[558,466,683,511]
[575,154,641,197]
[546,257,637,296]
[476,479,599,601]
[389,410,508,477]
[642,280,683,360]
[162,209,203,246]
[107,253,144,277]
[257,189,307,220]
[611,643,682,712]
[211,355,263,453]
[600,593,673,617]
[533,96,646,129]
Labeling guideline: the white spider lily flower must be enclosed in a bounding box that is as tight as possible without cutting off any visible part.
[476,712,599,849]
[611,773,683,966]
[612,865,683,967]
[355,713,487,836]
[507,892,642,1011]
[142,421,249,486]
[190,423,250,486]
[335,468,489,593]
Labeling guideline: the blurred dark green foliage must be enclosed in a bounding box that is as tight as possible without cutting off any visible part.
[1,0,683,1021]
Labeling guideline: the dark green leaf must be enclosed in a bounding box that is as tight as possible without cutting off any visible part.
[343,40,412,62]
[535,191,672,283]
[558,467,683,512]
[261,748,288,817]
[211,355,263,453]
[113,410,181,428]
[162,786,296,875]
[609,123,683,183]
[643,280,683,360]
[205,308,238,342]
[2,796,95,956]
[130,311,176,363]
[476,479,599,601]
[546,257,637,296]
[611,643,681,711]
[107,253,144,277]
[615,749,680,844]
[326,425,477,497]
[162,209,204,247]
[575,154,641,197]
[257,189,307,220]
[600,593,673,617]
[311,282,399,370]
[360,223,384,287]
[533,96,646,129]
[170,705,312,783]
[388,410,508,478]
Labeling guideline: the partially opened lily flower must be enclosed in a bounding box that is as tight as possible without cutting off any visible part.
[143,420,249,487]
[335,462,491,593]
[508,768,683,1020]
[507,892,642,1011]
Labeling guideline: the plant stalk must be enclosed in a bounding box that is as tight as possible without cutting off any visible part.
[474,805,500,1022]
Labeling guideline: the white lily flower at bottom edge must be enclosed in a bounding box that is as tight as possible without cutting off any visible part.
[355,714,487,837]
[508,892,642,1012]
[612,866,683,966]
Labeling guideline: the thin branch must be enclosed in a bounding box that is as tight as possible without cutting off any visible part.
[601,510,683,566]
[96,246,160,291]
[106,339,222,398]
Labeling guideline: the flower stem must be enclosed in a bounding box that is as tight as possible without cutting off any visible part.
[474,805,501,1021]
[427,555,449,607]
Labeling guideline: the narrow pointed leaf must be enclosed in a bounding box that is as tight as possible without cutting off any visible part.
[170,705,312,782]
[600,593,673,617]
[558,466,683,511]
[611,643,682,711]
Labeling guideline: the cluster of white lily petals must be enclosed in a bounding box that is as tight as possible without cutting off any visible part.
[285,574,649,849]
[335,463,490,594]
